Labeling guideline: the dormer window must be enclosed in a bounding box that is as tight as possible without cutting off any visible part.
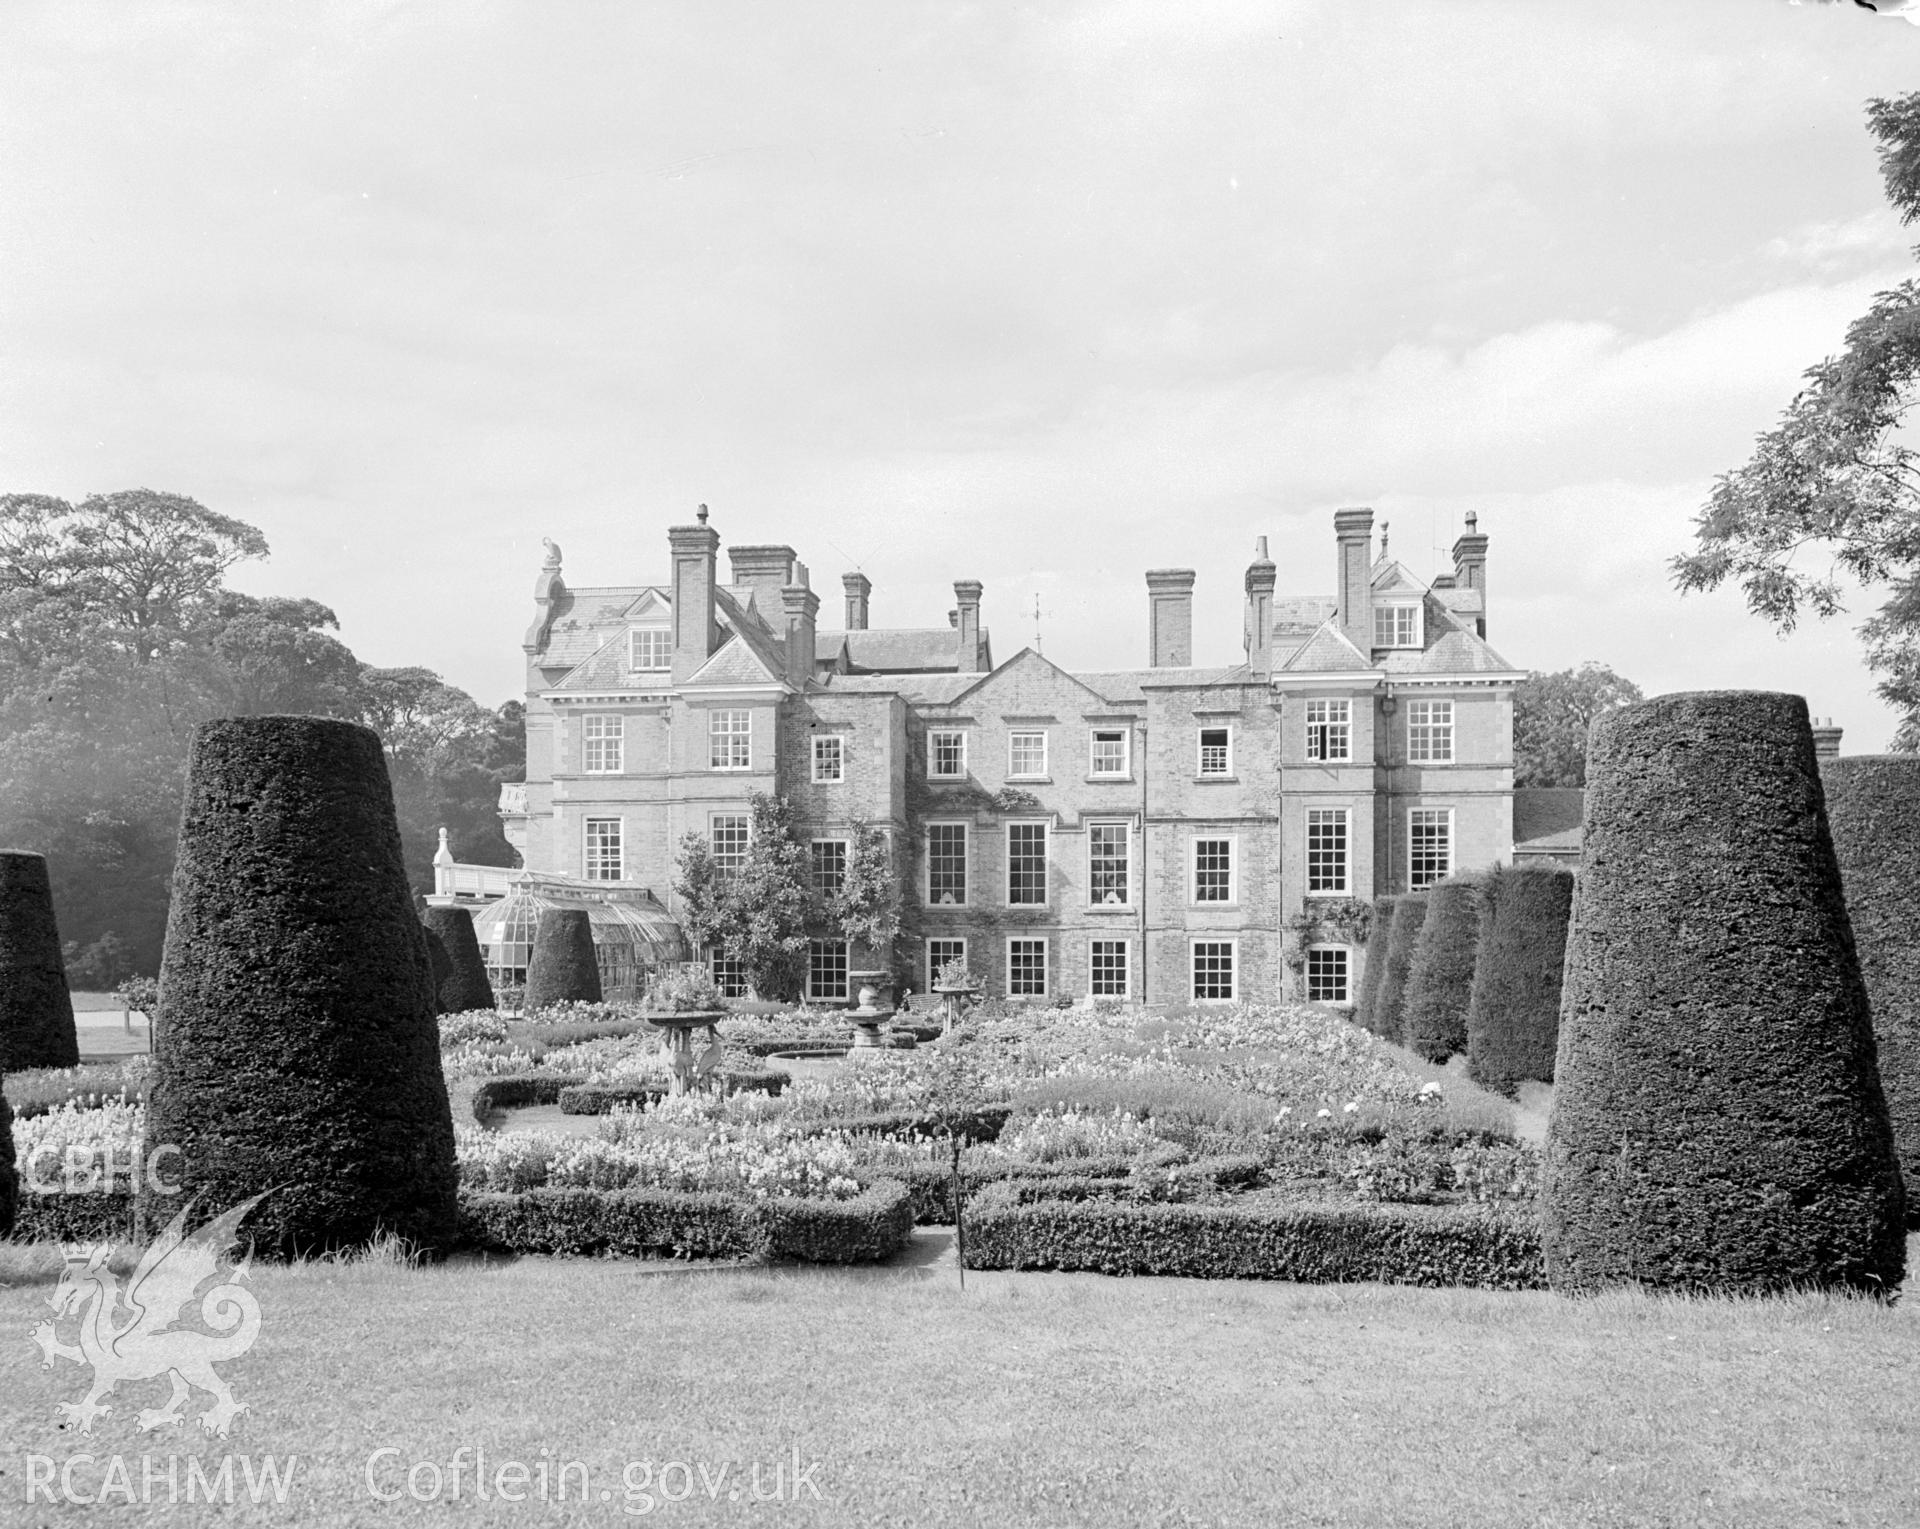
[1373,601,1421,649]
[629,628,671,671]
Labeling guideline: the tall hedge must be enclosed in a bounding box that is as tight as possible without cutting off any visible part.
[524,909,602,1011]
[1465,863,1574,1096]
[1544,691,1905,1296]
[1372,894,1430,1047]
[1820,755,1920,1225]
[421,924,453,1015]
[1350,894,1399,1036]
[0,851,81,1072]
[423,904,497,1013]
[142,717,459,1258]
[1400,875,1484,1063]
[0,1093,16,1239]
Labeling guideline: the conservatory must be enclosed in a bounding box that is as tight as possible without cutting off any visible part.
[467,872,690,1001]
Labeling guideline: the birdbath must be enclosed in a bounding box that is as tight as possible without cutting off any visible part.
[930,980,982,1035]
[641,1009,727,1094]
[846,970,895,1049]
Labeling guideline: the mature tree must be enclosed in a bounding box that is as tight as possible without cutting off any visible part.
[1512,663,1643,788]
[1673,92,1920,748]
[673,791,811,1000]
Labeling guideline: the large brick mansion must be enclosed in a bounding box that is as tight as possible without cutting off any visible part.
[493,506,1521,1007]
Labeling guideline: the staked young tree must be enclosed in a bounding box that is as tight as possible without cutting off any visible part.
[1545,691,1905,1295]
[1673,92,1920,748]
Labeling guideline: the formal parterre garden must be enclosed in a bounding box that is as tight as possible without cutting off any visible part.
[6,995,1546,1285]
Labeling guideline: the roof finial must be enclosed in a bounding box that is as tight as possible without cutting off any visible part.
[696,503,709,525]
[1379,521,1389,557]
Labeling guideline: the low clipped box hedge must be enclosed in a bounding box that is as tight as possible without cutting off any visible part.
[1400,876,1484,1063]
[890,1151,1258,1225]
[456,1179,914,1264]
[469,1072,580,1123]
[787,1104,1012,1146]
[962,1188,1543,1289]
[1466,863,1574,1096]
[556,1069,790,1115]
[12,1187,138,1244]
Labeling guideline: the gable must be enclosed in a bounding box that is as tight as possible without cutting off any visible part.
[685,630,785,687]
[1279,621,1373,674]
[1370,560,1426,597]
[948,646,1117,712]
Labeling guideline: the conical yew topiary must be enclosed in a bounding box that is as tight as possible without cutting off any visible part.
[1544,691,1904,1296]
[1820,754,1920,1225]
[523,908,602,1011]
[0,1093,16,1239]
[1400,875,1484,1064]
[422,904,496,1013]
[1465,863,1574,1097]
[421,924,453,1014]
[142,716,459,1258]
[0,850,81,1072]
[1371,893,1429,1047]
[1350,894,1399,1036]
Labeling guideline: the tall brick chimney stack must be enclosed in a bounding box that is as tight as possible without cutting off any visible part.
[954,580,986,673]
[1334,508,1374,654]
[1244,537,1277,678]
[669,505,722,683]
[1812,717,1844,761]
[842,572,871,631]
[782,560,820,689]
[1145,569,1196,668]
[1451,512,1489,638]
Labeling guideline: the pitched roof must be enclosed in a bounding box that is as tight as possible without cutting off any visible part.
[1378,626,1519,675]
[1434,585,1484,617]
[1514,788,1585,851]
[815,671,981,704]
[685,630,785,687]
[813,628,971,673]
[551,632,631,691]
[1370,560,1426,596]
[537,585,665,667]
[712,587,791,680]
[949,646,1117,710]
[1273,595,1337,634]
[1278,621,1373,674]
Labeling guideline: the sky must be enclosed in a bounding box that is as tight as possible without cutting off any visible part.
[4,1,1920,746]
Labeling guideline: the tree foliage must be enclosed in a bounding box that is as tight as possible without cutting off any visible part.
[0,489,521,977]
[672,792,811,1000]
[1673,92,1920,748]
[1512,662,1644,787]
[827,821,902,957]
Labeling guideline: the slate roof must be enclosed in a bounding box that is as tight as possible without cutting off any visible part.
[1278,622,1373,674]
[1514,788,1585,854]
[1273,596,1337,634]
[1377,621,1519,676]
[537,585,667,668]
[814,628,978,674]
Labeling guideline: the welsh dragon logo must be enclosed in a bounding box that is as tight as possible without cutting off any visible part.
[29,1193,270,1437]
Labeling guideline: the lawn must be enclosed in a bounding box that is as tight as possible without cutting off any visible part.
[3,1237,1917,1528]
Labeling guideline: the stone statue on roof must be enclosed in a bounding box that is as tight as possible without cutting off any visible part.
[542,538,562,568]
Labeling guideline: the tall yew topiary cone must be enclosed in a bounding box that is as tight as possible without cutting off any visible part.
[1820,755,1920,1225]
[0,1093,16,1239]
[1545,691,1905,1296]
[0,850,82,1072]
[1350,894,1399,1036]
[1372,893,1429,1047]
[143,717,459,1258]
[1400,875,1484,1064]
[421,924,453,1014]
[523,909,602,1011]
[1465,863,1574,1097]
[423,904,496,1013]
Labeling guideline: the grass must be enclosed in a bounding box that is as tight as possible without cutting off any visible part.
[4,1239,1919,1526]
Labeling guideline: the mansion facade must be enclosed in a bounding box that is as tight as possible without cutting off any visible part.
[495,506,1522,1007]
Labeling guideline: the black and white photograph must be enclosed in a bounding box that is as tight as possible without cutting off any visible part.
[3,2,1920,1524]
